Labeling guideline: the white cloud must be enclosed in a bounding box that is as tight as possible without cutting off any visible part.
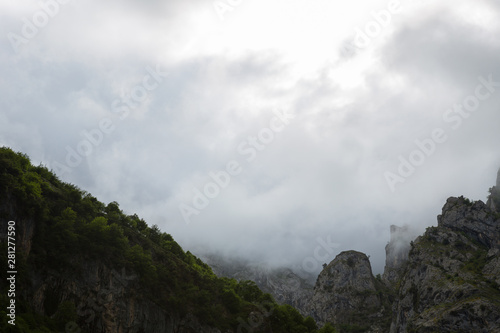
[1,0,500,274]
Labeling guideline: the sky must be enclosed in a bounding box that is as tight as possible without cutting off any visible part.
[1,0,500,275]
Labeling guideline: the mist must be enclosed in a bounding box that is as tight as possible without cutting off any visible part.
[1,0,500,275]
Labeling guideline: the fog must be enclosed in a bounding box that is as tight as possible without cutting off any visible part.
[1,0,500,275]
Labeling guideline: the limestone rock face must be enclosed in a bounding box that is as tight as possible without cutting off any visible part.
[0,193,36,256]
[487,168,500,211]
[497,168,500,188]
[305,251,392,331]
[390,197,500,333]
[28,262,222,333]
[438,197,500,249]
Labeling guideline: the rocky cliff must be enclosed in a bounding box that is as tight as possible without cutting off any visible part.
[390,196,500,332]
[3,147,500,333]
[305,251,393,332]
[301,169,500,332]
[28,261,222,333]
[486,168,500,211]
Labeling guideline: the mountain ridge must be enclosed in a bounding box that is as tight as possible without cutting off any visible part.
[2,146,500,332]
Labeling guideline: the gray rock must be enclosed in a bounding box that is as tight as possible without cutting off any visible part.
[25,260,222,333]
[438,196,500,249]
[486,168,500,211]
[305,251,391,331]
[390,197,500,333]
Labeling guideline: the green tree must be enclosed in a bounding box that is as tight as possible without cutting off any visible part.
[318,322,338,333]
[304,316,317,331]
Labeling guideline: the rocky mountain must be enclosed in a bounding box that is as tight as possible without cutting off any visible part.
[302,169,500,333]
[226,169,500,333]
[305,250,393,332]
[2,146,500,333]
[390,195,500,332]
[486,168,500,211]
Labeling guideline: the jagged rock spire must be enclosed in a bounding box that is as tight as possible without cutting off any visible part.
[497,168,500,188]
[487,168,500,211]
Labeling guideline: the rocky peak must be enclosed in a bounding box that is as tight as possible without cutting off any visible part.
[317,251,375,292]
[305,251,391,331]
[487,168,500,211]
[496,168,500,188]
[391,207,500,332]
[438,196,500,249]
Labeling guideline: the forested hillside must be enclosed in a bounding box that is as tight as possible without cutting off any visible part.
[0,147,332,333]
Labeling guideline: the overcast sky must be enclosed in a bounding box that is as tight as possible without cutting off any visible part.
[1,0,500,274]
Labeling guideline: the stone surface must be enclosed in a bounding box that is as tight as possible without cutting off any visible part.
[438,196,500,249]
[305,251,392,331]
[486,168,500,211]
[390,197,500,333]
[0,192,36,256]
[4,157,500,332]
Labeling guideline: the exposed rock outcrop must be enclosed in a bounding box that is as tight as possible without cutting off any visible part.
[438,197,500,249]
[28,262,223,333]
[0,193,36,256]
[390,197,500,332]
[305,170,500,332]
[305,251,392,331]
[486,168,500,211]
[4,146,500,333]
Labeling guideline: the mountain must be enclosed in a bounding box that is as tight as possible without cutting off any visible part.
[0,147,320,333]
[204,169,500,333]
[390,195,500,332]
[304,250,393,332]
[302,169,500,332]
[2,146,500,333]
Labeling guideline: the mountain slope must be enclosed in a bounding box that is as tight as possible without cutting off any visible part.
[390,196,500,332]
[2,146,499,333]
[0,147,319,333]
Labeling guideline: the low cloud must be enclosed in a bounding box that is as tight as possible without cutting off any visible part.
[1,0,499,274]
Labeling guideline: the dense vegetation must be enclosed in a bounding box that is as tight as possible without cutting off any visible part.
[0,147,334,332]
